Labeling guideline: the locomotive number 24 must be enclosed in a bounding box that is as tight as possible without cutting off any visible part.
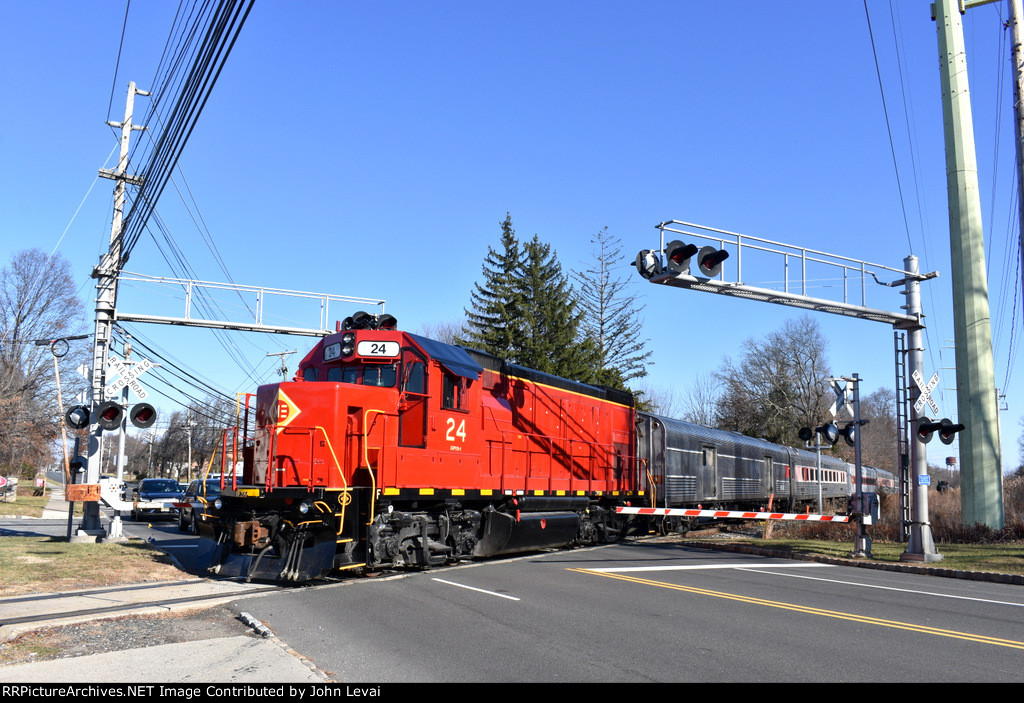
[445,417,466,443]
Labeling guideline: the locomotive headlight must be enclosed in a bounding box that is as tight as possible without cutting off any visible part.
[299,499,313,514]
[342,332,356,356]
[214,497,223,510]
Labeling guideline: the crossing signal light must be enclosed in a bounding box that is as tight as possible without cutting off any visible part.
[95,401,124,431]
[64,405,90,430]
[937,420,965,445]
[129,402,157,429]
[839,422,857,448]
[665,240,698,274]
[918,417,964,445]
[797,422,840,445]
[696,246,729,277]
[635,249,662,279]
[817,422,840,446]
[916,417,942,444]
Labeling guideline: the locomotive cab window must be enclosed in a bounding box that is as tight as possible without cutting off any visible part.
[442,373,469,411]
[362,363,397,387]
[302,367,318,382]
[403,360,426,395]
[324,364,397,387]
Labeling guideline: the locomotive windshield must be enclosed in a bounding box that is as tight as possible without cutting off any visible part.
[303,363,398,387]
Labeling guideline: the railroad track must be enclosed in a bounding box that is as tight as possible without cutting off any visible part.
[0,578,286,629]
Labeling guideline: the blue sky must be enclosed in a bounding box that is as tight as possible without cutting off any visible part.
[2,1,1022,471]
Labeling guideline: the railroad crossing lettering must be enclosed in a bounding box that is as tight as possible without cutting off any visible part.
[105,357,152,400]
[912,369,940,415]
[829,379,853,419]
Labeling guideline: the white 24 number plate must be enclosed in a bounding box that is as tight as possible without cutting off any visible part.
[357,340,400,357]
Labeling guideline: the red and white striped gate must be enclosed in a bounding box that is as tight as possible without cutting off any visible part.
[615,506,850,522]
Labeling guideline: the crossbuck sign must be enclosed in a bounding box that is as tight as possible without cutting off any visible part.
[912,369,940,416]
[829,379,853,419]
[105,357,153,400]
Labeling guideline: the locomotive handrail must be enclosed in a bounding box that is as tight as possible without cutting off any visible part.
[261,424,346,492]
[361,409,387,526]
[218,426,239,490]
[640,458,657,507]
[234,393,255,491]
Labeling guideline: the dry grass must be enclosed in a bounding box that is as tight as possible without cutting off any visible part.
[0,485,82,518]
[773,475,1024,543]
[0,536,190,597]
[758,475,1024,575]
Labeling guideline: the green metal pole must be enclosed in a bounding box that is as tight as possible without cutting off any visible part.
[934,0,1004,528]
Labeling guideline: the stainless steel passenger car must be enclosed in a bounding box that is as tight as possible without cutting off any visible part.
[636,413,891,521]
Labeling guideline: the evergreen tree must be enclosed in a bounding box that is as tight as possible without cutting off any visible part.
[461,215,599,383]
[459,213,524,357]
[517,235,599,381]
[573,227,652,389]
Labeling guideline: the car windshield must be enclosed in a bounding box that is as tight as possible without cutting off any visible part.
[195,480,222,496]
[143,480,180,492]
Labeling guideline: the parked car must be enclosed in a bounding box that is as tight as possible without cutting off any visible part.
[177,478,222,534]
[130,478,184,521]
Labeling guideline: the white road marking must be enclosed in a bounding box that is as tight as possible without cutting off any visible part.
[432,578,521,601]
[738,567,1024,608]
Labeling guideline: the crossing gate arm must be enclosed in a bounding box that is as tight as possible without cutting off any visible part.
[615,506,851,522]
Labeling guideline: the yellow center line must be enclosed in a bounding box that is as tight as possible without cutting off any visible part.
[569,568,1024,650]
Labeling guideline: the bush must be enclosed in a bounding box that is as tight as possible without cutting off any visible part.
[773,475,1024,543]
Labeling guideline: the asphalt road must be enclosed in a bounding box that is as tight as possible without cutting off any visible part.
[225,541,1024,683]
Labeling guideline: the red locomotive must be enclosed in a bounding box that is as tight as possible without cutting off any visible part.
[202,312,640,582]
[199,312,892,583]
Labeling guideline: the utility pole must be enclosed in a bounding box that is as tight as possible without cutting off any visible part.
[79,81,148,540]
[267,350,297,379]
[1010,0,1024,321]
[934,0,1004,529]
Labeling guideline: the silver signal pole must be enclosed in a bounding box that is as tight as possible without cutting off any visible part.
[901,256,941,562]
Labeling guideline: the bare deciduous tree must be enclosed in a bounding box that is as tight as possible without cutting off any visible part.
[573,227,653,388]
[713,315,833,445]
[0,249,86,477]
[854,386,899,473]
